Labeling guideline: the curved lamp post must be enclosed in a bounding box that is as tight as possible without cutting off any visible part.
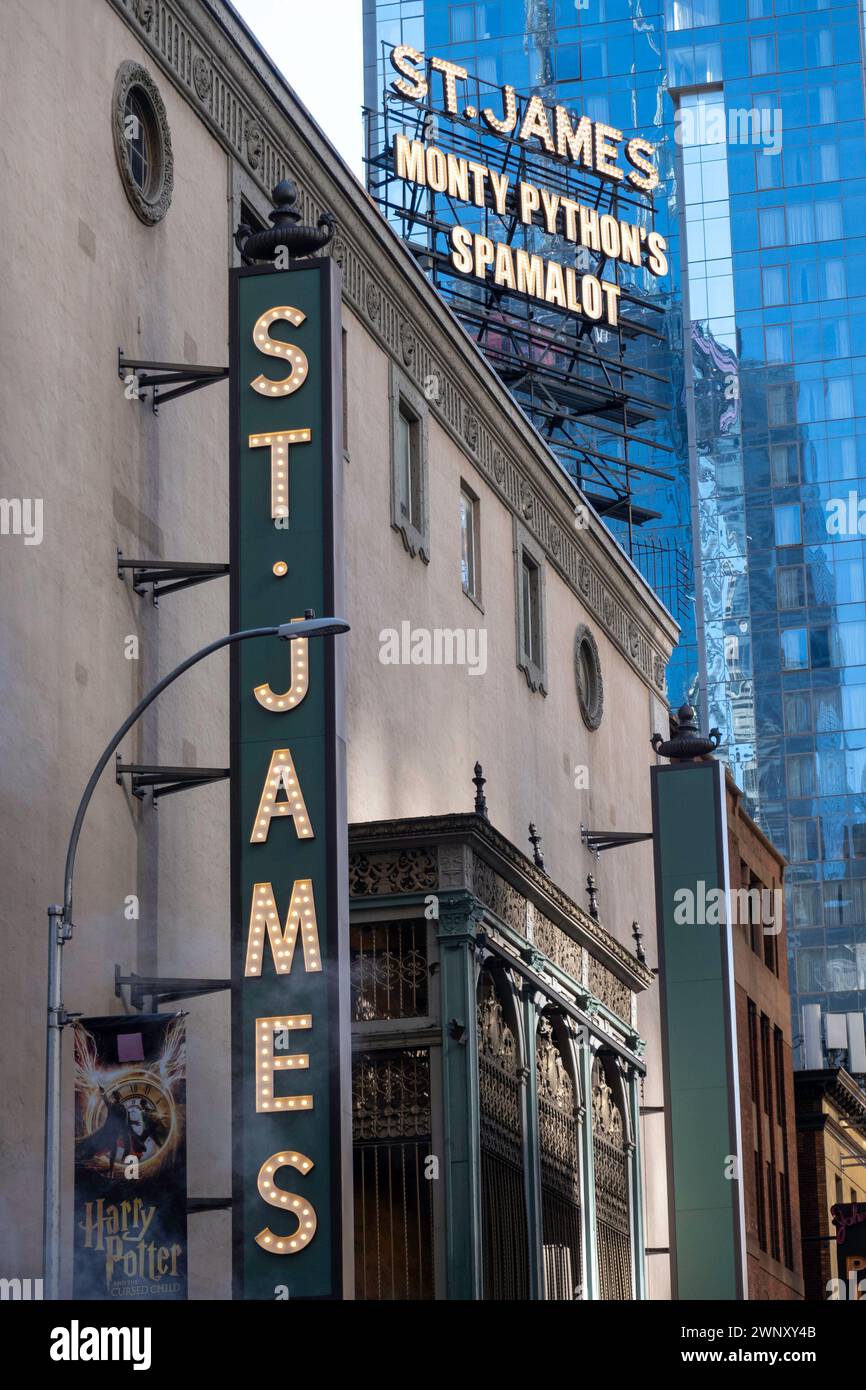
[43,614,349,1299]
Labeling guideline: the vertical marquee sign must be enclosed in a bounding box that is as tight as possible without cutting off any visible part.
[230,258,351,1299]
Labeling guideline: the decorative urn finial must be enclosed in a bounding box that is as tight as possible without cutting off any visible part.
[235,180,336,264]
[586,873,599,921]
[632,920,646,964]
[651,703,721,761]
[472,762,488,820]
[528,823,545,871]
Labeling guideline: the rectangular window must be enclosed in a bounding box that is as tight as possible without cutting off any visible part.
[748,1000,759,1100]
[768,1159,780,1261]
[773,1028,786,1125]
[750,35,775,74]
[522,553,541,667]
[398,404,421,532]
[761,1014,772,1115]
[787,753,815,798]
[770,443,799,485]
[514,522,547,694]
[747,877,761,956]
[341,326,349,459]
[781,1170,794,1269]
[755,1151,767,1251]
[774,502,802,547]
[460,484,481,603]
[350,919,428,1022]
[783,691,811,734]
[390,364,429,562]
[781,627,808,671]
[762,266,788,307]
[763,912,777,974]
[759,207,786,247]
[777,566,805,609]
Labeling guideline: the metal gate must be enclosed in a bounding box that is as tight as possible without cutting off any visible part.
[352,1048,434,1299]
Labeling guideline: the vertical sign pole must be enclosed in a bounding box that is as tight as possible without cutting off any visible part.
[230,260,352,1299]
[651,759,747,1301]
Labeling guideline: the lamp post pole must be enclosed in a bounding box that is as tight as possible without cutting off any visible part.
[42,615,349,1299]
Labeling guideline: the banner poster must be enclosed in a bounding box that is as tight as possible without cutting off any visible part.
[72,1013,188,1300]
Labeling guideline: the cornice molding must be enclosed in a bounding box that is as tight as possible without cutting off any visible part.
[106,0,679,694]
[349,812,653,995]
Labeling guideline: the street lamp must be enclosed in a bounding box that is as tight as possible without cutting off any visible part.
[43,614,349,1299]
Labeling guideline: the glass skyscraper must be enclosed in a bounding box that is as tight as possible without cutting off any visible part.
[362,0,866,1072]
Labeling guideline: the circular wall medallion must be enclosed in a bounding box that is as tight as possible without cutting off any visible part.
[575,624,604,730]
[112,62,173,225]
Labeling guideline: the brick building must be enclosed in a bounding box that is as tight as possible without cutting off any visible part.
[727,774,804,1300]
[795,1069,866,1300]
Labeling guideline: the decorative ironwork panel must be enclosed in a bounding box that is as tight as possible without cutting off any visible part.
[533,914,583,983]
[592,1058,632,1300]
[587,956,633,1023]
[349,848,437,897]
[350,919,428,1021]
[537,1017,582,1299]
[352,1049,434,1300]
[472,858,527,935]
[477,973,530,1300]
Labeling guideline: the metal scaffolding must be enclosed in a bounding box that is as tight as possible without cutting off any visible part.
[365,43,677,553]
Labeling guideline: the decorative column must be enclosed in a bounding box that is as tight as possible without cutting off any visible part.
[577,1029,601,1300]
[520,978,545,1299]
[437,890,485,1300]
[620,1055,648,1300]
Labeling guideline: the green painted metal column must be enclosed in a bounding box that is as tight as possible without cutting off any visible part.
[520,984,544,1299]
[625,1060,648,1300]
[577,1034,600,1300]
[437,891,484,1300]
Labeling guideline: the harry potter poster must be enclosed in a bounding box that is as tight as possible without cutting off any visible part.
[72,1014,188,1300]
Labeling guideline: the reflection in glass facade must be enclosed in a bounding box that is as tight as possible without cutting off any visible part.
[362,0,866,1069]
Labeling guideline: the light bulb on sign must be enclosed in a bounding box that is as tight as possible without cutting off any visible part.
[244,880,322,978]
[249,749,315,842]
[254,1151,318,1255]
[254,1015,313,1114]
[250,305,308,396]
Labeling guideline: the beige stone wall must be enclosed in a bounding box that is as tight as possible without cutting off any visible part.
[0,0,233,1295]
[342,299,673,1294]
[0,0,676,1298]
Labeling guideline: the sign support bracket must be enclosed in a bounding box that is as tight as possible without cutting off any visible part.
[117,550,229,605]
[580,825,654,857]
[118,349,228,413]
[115,755,229,803]
[114,964,230,1012]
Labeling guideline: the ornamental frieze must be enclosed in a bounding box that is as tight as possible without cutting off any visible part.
[587,956,632,1024]
[471,858,528,936]
[349,848,438,898]
[193,55,212,101]
[400,321,416,368]
[532,912,583,983]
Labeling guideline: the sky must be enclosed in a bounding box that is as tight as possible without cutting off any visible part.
[232,0,365,179]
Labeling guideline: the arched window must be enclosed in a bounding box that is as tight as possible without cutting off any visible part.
[592,1054,632,1299]
[477,969,529,1299]
[536,1014,582,1299]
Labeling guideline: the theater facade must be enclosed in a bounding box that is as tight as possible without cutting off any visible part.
[1,0,678,1298]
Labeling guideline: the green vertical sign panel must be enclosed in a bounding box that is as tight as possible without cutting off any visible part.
[230,261,350,1299]
[651,760,746,1300]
